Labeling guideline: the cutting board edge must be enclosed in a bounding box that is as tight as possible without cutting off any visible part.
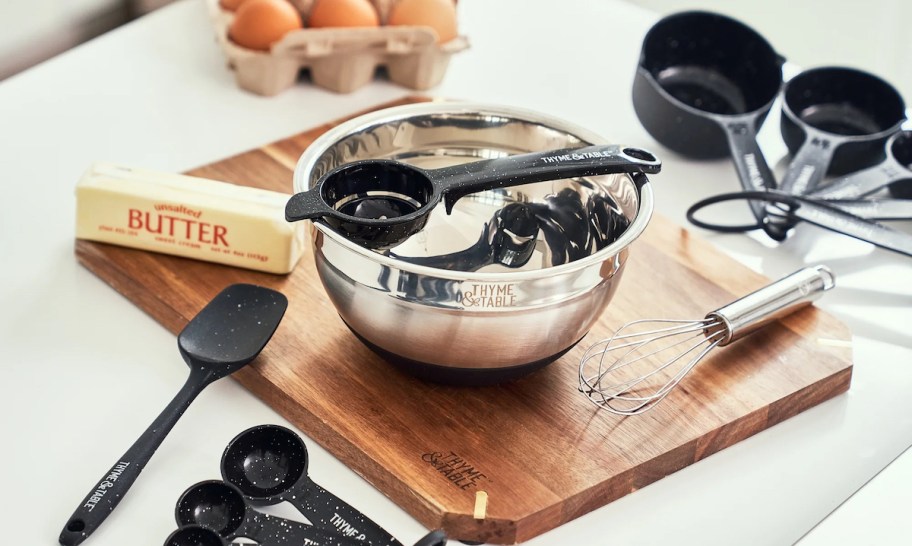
[234,346,853,546]
[75,241,189,334]
[452,362,853,544]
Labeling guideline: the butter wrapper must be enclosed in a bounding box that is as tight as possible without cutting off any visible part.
[76,163,305,274]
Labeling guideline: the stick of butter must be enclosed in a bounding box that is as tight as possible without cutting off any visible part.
[76,163,305,274]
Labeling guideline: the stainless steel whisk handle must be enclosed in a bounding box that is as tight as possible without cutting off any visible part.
[705,265,836,346]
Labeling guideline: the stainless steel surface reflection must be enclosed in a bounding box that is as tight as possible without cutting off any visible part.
[293,102,655,383]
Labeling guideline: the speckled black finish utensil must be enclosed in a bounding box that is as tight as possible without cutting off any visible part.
[222,424,404,546]
[632,10,785,240]
[164,525,227,546]
[176,480,363,546]
[59,284,288,546]
[285,144,660,249]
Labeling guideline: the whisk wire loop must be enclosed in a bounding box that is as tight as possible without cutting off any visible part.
[577,265,836,416]
[579,318,727,415]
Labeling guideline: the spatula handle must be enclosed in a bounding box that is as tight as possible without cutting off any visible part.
[59,369,210,546]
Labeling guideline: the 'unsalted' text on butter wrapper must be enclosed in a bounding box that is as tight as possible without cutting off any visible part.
[75,163,305,274]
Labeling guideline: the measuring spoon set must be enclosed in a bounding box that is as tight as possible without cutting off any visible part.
[165,424,448,546]
[633,10,912,257]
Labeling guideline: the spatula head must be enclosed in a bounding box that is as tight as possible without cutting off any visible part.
[178,284,287,376]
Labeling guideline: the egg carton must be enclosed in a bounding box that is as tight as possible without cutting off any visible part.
[206,0,469,95]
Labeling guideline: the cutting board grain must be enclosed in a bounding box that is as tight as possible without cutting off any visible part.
[75,97,853,544]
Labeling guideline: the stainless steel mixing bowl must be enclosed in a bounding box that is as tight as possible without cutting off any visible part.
[293,102,656,385]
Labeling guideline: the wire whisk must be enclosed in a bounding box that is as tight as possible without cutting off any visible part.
[579,265,836,416]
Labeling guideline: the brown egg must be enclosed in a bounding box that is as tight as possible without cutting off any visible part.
[229,0,303,51]
[219,0,250,11]
[388,0,457,43]
[308,0,380,28]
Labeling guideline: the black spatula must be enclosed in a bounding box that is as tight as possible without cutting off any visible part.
[59,284,288,546]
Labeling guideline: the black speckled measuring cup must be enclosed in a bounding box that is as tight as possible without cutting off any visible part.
[811,129,912,200]
[768,67,906,237]
[633,10,786,239]
[779,67,906,196]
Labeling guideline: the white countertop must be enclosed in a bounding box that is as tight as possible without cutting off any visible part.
[1,1,910,545]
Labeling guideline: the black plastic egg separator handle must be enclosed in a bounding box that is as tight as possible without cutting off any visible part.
[222,424,406,546]
[58,284,288,546]
[285,144,661,225]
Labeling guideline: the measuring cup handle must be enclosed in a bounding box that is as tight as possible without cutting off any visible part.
[827,198,912,221]
[426,144,661,214]
[292,476,405,546]
[722,121,785,241]
[780,134,836,196]
[789,199,912,256]
[811,160,907,199]
[59,368,212,546]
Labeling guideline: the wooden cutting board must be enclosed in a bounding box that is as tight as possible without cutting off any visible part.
[75,97,853,544]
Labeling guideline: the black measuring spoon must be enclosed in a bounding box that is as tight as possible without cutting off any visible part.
[390,203,540,271]
[811,129,912,200]
[177,480,363,546]
[164,525,228,546]
[222,424,404,546]
[632,11,785,239]
[59,284,288,546]
[285,144,660,250]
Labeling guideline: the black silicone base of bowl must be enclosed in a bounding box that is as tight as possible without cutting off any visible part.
[342,319,580,386]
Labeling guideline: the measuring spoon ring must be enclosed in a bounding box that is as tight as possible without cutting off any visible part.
[222,424,403,546]
[176,480,363,546]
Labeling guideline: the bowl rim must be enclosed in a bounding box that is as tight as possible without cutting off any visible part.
[292,101,655,281]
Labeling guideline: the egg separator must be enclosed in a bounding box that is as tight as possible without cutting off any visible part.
[285,144,660,249]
